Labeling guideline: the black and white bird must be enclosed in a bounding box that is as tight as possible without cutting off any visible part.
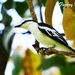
[15,20,75,53]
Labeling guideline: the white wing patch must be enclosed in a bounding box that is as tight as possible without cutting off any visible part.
[38,26,64,42]
[39,26,59,37]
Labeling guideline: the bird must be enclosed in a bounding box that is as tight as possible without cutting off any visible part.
[15,20,75,53]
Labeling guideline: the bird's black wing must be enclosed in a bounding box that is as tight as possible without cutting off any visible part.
[38,23,69,47]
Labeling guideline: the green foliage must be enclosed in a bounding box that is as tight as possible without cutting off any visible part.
[38,55,66,70]
[12,54,22,75]
[60,63,75,75]
[3,0,13,9]
[15,2,28,17]
[38,54,75,75]
[58,0,65,13]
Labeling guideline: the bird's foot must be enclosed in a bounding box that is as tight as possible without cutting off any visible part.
[37,47,48,55]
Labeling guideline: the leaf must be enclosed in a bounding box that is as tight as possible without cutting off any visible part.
[68,0,75,4]
[15,2,28,17]
[12,55,22,75]
[45,0,57,26]
[22,49,42,75]
[72,40,75,48]
[62,6,75,40]
[60,63,75,75]
[68,0,75,11]
[73,15,75,32]
[3,0,13,9]
[38,55,66,70]
[62,0,75,49]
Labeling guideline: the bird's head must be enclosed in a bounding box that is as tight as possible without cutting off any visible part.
[15,20,37,29]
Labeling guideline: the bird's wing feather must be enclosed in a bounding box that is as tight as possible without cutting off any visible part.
[38,23,69,46]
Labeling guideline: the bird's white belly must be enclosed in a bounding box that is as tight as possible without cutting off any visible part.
[30,28,55,47]
[36,33,55,47]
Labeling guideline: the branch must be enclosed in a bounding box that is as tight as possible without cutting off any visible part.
[26,0,38,22]
[33,46,75,57]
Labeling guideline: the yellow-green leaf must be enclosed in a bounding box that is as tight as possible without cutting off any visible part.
[45,0,57,26]
[72,40,75,48]
[22,49,42,75]
[62,0,75,48]
[62,6,75,40]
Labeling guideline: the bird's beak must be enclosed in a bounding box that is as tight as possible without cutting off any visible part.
[15,25,21,27]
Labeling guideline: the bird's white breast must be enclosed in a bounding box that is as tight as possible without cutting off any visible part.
[28,22,56,47]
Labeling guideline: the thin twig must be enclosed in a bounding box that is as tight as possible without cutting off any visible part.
[36,47,75,57]
[26,0,38,22]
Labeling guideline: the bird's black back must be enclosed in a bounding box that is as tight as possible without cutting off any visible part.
[38,23,69,47]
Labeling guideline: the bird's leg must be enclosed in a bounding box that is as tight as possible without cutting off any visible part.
[37,45,56,55]
[32,39,40,51]
[32,39,48,54]
[38,47,48,55]
[32,40,56,55]
[38,46,57,55]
